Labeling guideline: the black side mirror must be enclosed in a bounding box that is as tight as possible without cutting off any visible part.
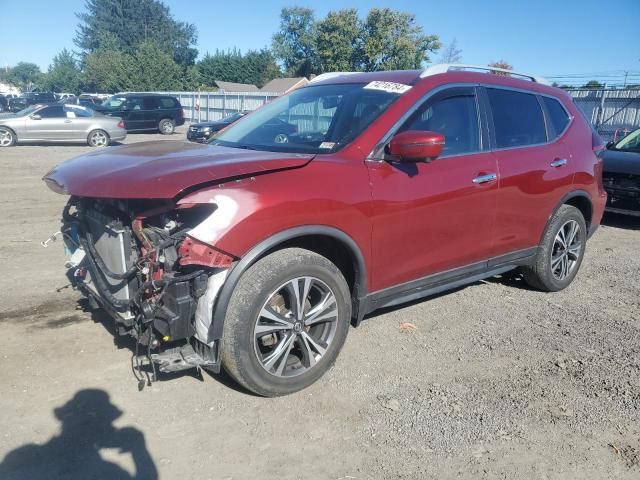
[606,140,615,149]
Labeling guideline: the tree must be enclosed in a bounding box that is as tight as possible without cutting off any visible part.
[316,9,361,72]
[82,48,135,92]
[4,62,42,91]
[488,60,513,75]
[439,38,462,64]
[75,0,198,67]
[197,49,280,87]
[271,7,319,77]
[128,40,183,91]
[359,8,441,71]
[43,50,82,94]
[583,80,603,89]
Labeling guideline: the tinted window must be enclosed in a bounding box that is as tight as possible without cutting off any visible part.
[127,97,144,111]
[38,106,65,118]
[400,90,480,156]
[159,97,178,109]
[143,97,160,109]
[64,105,92,118]
[487,88,546,148]
[542,96,570,137]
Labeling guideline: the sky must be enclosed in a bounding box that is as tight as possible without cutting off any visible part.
[0,0,639,86]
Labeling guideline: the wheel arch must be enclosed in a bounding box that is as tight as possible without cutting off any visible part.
[210,226,368,341]
[0,125,17,143]
[541,190,593,244]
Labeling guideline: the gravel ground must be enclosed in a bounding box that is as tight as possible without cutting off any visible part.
[0,127,639,479]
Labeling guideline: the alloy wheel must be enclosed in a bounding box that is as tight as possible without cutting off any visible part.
[551,219,582,280]
[90,131,107,147]
[253,276,339,378]
[0,129,13,147]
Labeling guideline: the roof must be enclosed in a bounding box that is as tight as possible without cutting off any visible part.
[309,70,422,86]
[261,77,309,93]
[215,81,259,92]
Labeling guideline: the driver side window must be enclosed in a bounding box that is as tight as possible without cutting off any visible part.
[38,106,65,118]
[398,88,481,157]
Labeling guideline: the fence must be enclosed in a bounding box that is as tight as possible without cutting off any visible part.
[158,91,282,123]
[567,88,640,142]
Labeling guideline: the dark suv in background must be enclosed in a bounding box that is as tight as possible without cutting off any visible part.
[8,92,57,112]
[95,93,185,134]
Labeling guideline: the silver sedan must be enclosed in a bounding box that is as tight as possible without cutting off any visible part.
[0,104,127,147]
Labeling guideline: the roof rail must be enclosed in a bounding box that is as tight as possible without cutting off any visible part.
[420,64,550,85]
[309,72,359,83]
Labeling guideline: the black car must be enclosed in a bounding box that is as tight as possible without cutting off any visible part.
[187,111,248,143]
[602,128,640,216]
[61,96,104,109]
[8,92,57,112]
[96,93,184,134]
[0,95,7,113]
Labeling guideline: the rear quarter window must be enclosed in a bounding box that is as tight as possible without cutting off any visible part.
[487,88,547,148]
[159,97,178,109]
[541,96,570,138]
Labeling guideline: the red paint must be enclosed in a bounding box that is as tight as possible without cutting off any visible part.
[178,236,234,268]
[45,70,606,295]
[389,130,445,160]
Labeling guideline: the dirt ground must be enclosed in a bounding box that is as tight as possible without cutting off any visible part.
[0,127,639,480]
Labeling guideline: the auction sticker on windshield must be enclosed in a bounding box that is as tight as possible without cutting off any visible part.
[363,81,412,94]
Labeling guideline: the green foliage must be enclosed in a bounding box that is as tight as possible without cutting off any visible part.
[42,50,83,94]
[75,0,198,67]
[316,9,361,72]
[83,48,136,92]
[3,62,43,90]
[197,49,280,88]
[272,6,441,74]
[583,80,604,89]
[271,7,319,77]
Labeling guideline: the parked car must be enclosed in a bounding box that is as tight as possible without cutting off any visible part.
[602,127,640,216]
[56,93,76,101]
[61,95,105,109]
[0,94,7,113]
[95,93,184,134]
[187,111,249,143]
[0,103,126,147]
[44,64,606,396]
[8,92,57,112]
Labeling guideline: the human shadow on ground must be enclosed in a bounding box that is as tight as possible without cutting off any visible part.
[0,389,158,480]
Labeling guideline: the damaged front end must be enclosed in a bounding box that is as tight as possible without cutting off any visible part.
[603,172,640,217]
[59,196,234,383]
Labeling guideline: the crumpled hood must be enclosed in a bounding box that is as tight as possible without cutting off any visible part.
[44,141,314,199]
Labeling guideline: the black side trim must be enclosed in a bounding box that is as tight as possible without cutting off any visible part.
[209,226,368,341]
[363,247,537,315]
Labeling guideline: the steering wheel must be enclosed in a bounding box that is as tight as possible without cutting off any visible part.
[274,133,289,144]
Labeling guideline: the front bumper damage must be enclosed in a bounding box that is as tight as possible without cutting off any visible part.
[57,197,233,384]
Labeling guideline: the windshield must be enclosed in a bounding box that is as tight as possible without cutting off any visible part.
[222,112,245,123]
[614,128,640,153]
[212,83,406,154]
[101,96,126,109]
[16,105,41,116]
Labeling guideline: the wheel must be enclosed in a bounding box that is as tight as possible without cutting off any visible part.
[87,129,110,147]
[0,127,16,147]
[159,118,175,135]
[523,205,587,291]
[221,248,351,396]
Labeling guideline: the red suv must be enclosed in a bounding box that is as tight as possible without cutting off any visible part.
[44,65,606,396]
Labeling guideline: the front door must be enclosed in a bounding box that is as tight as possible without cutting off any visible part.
[367,87,498,292]
[25,105,67,140]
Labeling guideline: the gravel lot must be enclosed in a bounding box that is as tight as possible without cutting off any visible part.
[0,127,639,479]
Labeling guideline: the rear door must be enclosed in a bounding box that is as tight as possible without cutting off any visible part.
[485,87,574,256]
[368,86,499,290]
[143,96,161,130]
[123,97,146,130]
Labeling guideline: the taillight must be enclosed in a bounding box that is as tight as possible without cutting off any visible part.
[117,120,125,129]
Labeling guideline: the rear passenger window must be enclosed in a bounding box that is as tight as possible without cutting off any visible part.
[487,88,546,148]
[159,97,178,109]
[541,96,570,137]
[143,97,160,109]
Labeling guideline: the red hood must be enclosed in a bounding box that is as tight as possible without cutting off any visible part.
[43,141,314,199]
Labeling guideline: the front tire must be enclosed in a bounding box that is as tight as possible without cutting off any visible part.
[159,118,175,135]
[221,248,351,396]
[523,205,587,291]
[87,129,110,147]
[0,127,16,147]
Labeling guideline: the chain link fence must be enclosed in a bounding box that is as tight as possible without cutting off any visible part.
[567,88,640,142]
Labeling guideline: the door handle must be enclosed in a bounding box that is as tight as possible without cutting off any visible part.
[472,173,497,184]
[550,158,567,168]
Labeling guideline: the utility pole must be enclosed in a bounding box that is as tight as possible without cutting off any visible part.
[623,71,628,88]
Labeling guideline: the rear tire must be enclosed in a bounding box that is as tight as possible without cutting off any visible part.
[221,248,351,397]
[159,118,175,135]
[87,129,110,147]
[0,127,16,147]
[523,205,587,292]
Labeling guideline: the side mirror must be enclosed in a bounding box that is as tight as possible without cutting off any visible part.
[606,140,615,149]
[388,130,445,162]
[30,114,42,120]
